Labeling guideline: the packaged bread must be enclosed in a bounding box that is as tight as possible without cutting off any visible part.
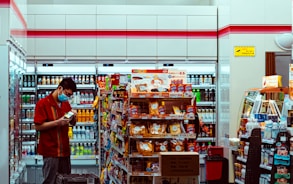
[169,122,181,135]
[170,139,184,152]
[155,140,169,152]
[149,122,167,135]
[130,124,147,136]
[137,140,154,155]
[149,101,159,115]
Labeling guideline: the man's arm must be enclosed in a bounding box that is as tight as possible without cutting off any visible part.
[35,117,70,131]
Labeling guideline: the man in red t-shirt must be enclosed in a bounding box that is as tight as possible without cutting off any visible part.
[34,77,77,184]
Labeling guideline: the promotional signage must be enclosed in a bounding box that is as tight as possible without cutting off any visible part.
[234,46,255,57]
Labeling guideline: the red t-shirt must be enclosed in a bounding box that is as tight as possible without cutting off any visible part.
[34,93,71,157]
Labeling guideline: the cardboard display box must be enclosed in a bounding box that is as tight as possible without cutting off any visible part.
[159,152,199,176]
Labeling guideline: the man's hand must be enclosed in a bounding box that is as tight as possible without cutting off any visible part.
[58,116,70,126]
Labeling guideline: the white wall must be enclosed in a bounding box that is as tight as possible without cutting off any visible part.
[27,5,218,60]
[217,0,292,182]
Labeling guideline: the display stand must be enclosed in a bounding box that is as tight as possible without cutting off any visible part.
[270,131,292,184]
[234,128,261,184]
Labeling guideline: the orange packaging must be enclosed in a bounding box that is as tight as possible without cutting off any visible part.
[184,84,192,92]
[170,84,177,92]
[177,84,185,92]
[186,105,194,113]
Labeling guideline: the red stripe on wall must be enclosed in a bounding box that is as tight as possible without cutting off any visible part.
[11,0,27,29]
[219,25,292,37]
[27,25,291,38]
[0,0,10,7]
[27,29,217,38]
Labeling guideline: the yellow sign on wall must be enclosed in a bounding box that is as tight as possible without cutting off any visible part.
[234,46,255,57]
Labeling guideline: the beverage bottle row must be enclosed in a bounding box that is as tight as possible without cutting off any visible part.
[70,142,96,156]
[69,126,95,140]
[197,108,216,122]
[192,88,215,102]
[70,91,95,105]
[21,94,36,104]
[38,75,95,85]
[76,109,95,122]
[21,109,35,119]
[22,145,36,156]
[23,75,36,87]
[37,90,95,105]
[187,74,214,85]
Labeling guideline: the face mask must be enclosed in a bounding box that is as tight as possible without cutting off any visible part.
[58,90,69,102]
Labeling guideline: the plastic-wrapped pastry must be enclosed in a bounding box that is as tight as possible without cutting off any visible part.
[130,124,147,136]
[170,139,184,152]
[169,122,181,135]
[137,140,154,155]
[149,123,167,135]
[155,140,169,152]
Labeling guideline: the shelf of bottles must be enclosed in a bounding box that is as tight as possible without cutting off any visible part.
[20,74,99,166]
[187,73,217,151]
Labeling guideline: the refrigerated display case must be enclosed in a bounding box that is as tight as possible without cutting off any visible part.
[0,41,27,184]
[20,63,100,183]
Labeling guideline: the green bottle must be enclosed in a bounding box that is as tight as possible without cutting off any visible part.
[196,89,201,102]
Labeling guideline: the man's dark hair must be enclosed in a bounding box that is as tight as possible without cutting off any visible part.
[59,77,77,92]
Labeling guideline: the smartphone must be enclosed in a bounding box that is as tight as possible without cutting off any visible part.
[64,111,74,119]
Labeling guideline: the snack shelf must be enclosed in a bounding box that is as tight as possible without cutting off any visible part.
[192,84,216,89]
[37,84,95,90]
[70,139,96,144]
[75,122,95,126]
[129,153,159,158]
[128,115,195,120]
[21,119,34,123]
[112,160,128,172]
[108,174,122,184]
[22,141,36,145]
[111,145,125,155]
[129,134,198,139]
[20,87,36,93]
[129,172,160,176]
[261,138,275,144]
[235,179,245,184]
[22,130,36,135]
[71,104,93,109]
[21,104,35,109]
[259,164,272,171]
[236,156,247,163]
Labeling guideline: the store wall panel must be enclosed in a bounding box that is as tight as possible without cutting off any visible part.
[264,0,291,24]
[188,39,217,57]
[157,39,187,56]
[66,38,96,56]
[35,15,65,29]
[158,16,187,30]
[66,15,96,29]
[127,15,157,29]
[188,16,217,29]
[35,38,65,56]
[97,38,126,57]
[27,38,36,56]
[97,15,126,29]
[127,39,157,56]
[28,5,96,15]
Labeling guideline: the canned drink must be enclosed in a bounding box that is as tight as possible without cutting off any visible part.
[21,109,26,119]
[26,109,31,119]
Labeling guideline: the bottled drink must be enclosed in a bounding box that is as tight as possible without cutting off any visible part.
[76,91,81,105]
[85,110,90,122]
[85,127,90,139]
[80,92,85,104]
[23,75,27,87]
[46,76,50,85]
[90,110,95,122]
[81,126,86,140]
[81,109,86,122]
[77,109,82,122]
[195,89,201,102]
[27,75,31,87]
[31,75,35,87]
